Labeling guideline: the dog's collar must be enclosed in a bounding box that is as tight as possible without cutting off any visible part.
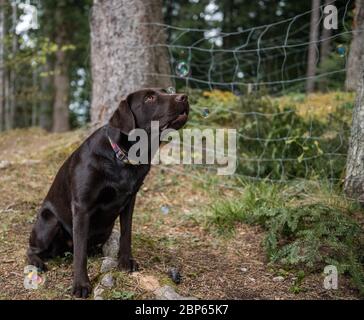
[107,135,139,165]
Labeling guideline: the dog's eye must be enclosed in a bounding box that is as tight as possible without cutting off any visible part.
[145,95,155,103]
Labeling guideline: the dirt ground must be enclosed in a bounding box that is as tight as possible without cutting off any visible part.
[0,128,360,300]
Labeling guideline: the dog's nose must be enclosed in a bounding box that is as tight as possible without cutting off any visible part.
[175,94,188,103]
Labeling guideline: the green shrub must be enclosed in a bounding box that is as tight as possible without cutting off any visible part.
[207,181,364,294]
[235,95,350,181]
[188,90,351,182]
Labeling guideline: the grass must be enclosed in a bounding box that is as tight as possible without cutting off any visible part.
[206,180,364,295]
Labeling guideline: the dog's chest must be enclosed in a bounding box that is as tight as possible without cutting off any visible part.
[93,165,149,216]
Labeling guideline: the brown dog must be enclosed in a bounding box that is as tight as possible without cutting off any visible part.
[27,88,189,298]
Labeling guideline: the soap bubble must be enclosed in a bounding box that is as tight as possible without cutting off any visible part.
[166,87,176,94]
[202,108,210,118]
[337,45,346,58]
[160,205,170,215]
[27,271,44,285]
[237,71,244,79]
[175,61,190,78]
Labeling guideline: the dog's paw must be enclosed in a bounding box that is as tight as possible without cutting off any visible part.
[72,280,92,298]
[27,256,48,272]
[118,257,139,272]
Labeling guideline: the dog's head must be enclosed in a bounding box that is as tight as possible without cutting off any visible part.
[109,88,189,134]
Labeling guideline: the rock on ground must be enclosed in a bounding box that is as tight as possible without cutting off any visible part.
[273,276,285,282]
[0,160,10,169]
[154,285,197,300]
[100,257,118,273]
[131,273,160,291]
[102,230,120,258]
[93,284,105,300]
[101,273,114,288]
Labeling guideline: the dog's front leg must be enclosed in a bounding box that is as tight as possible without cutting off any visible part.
[118,194,139,272]
[72,204,92,298]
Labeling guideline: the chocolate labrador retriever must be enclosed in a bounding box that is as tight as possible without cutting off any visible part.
[26,88,189,298]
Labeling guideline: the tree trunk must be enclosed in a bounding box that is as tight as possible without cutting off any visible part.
[306,0,321,93]
[39,62,52,130]
[8,1,17,129]
[0,0,4,131]
[345,0,364,91]
[164,0,173,42]
[32,68,37,127]
[345,69,364,202]
[90,0,172,128]
[319,0,333,91]
[222,0,235,50]
[52,6,70,132]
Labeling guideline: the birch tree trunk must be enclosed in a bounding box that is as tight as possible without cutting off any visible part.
[90,0,172,127]
[345,0,364,91]
[0,0,5,131]
[306,0,321,93]
[52,6,70,132]
[345,69,364,202]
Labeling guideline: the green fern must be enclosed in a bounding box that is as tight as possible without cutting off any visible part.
[208,182,364,294]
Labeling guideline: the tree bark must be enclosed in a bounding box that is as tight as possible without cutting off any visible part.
[345,0,364,91]
[32,68,37,127]
[8,1,17,129]
[52,6,70,132]
[222,0,235,50]
[319,0,333,91]
[306,0,321,93]
[39,61,52,130]
[90,0,172,128]
[345,69,364,202]
[0,0,5,131]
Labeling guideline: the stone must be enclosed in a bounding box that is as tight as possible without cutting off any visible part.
[101,273,114,288]
[154,285,197,300]
[0,160,10,169]
[131,273,160,291]
[240,267,248,273]
[273,276,285,282]
[93,284,105,300]
[168,268,181,284]
[102,230,120,258]
[100,257,118,273]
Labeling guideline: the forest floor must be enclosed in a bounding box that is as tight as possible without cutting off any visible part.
[0,128,360,300]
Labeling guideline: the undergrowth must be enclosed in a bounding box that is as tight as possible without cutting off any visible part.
[207,181,364,294]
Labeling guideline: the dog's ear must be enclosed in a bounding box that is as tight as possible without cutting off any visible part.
[109,96,135,135]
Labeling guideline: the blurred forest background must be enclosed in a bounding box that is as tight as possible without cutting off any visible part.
[0,0,362,131]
